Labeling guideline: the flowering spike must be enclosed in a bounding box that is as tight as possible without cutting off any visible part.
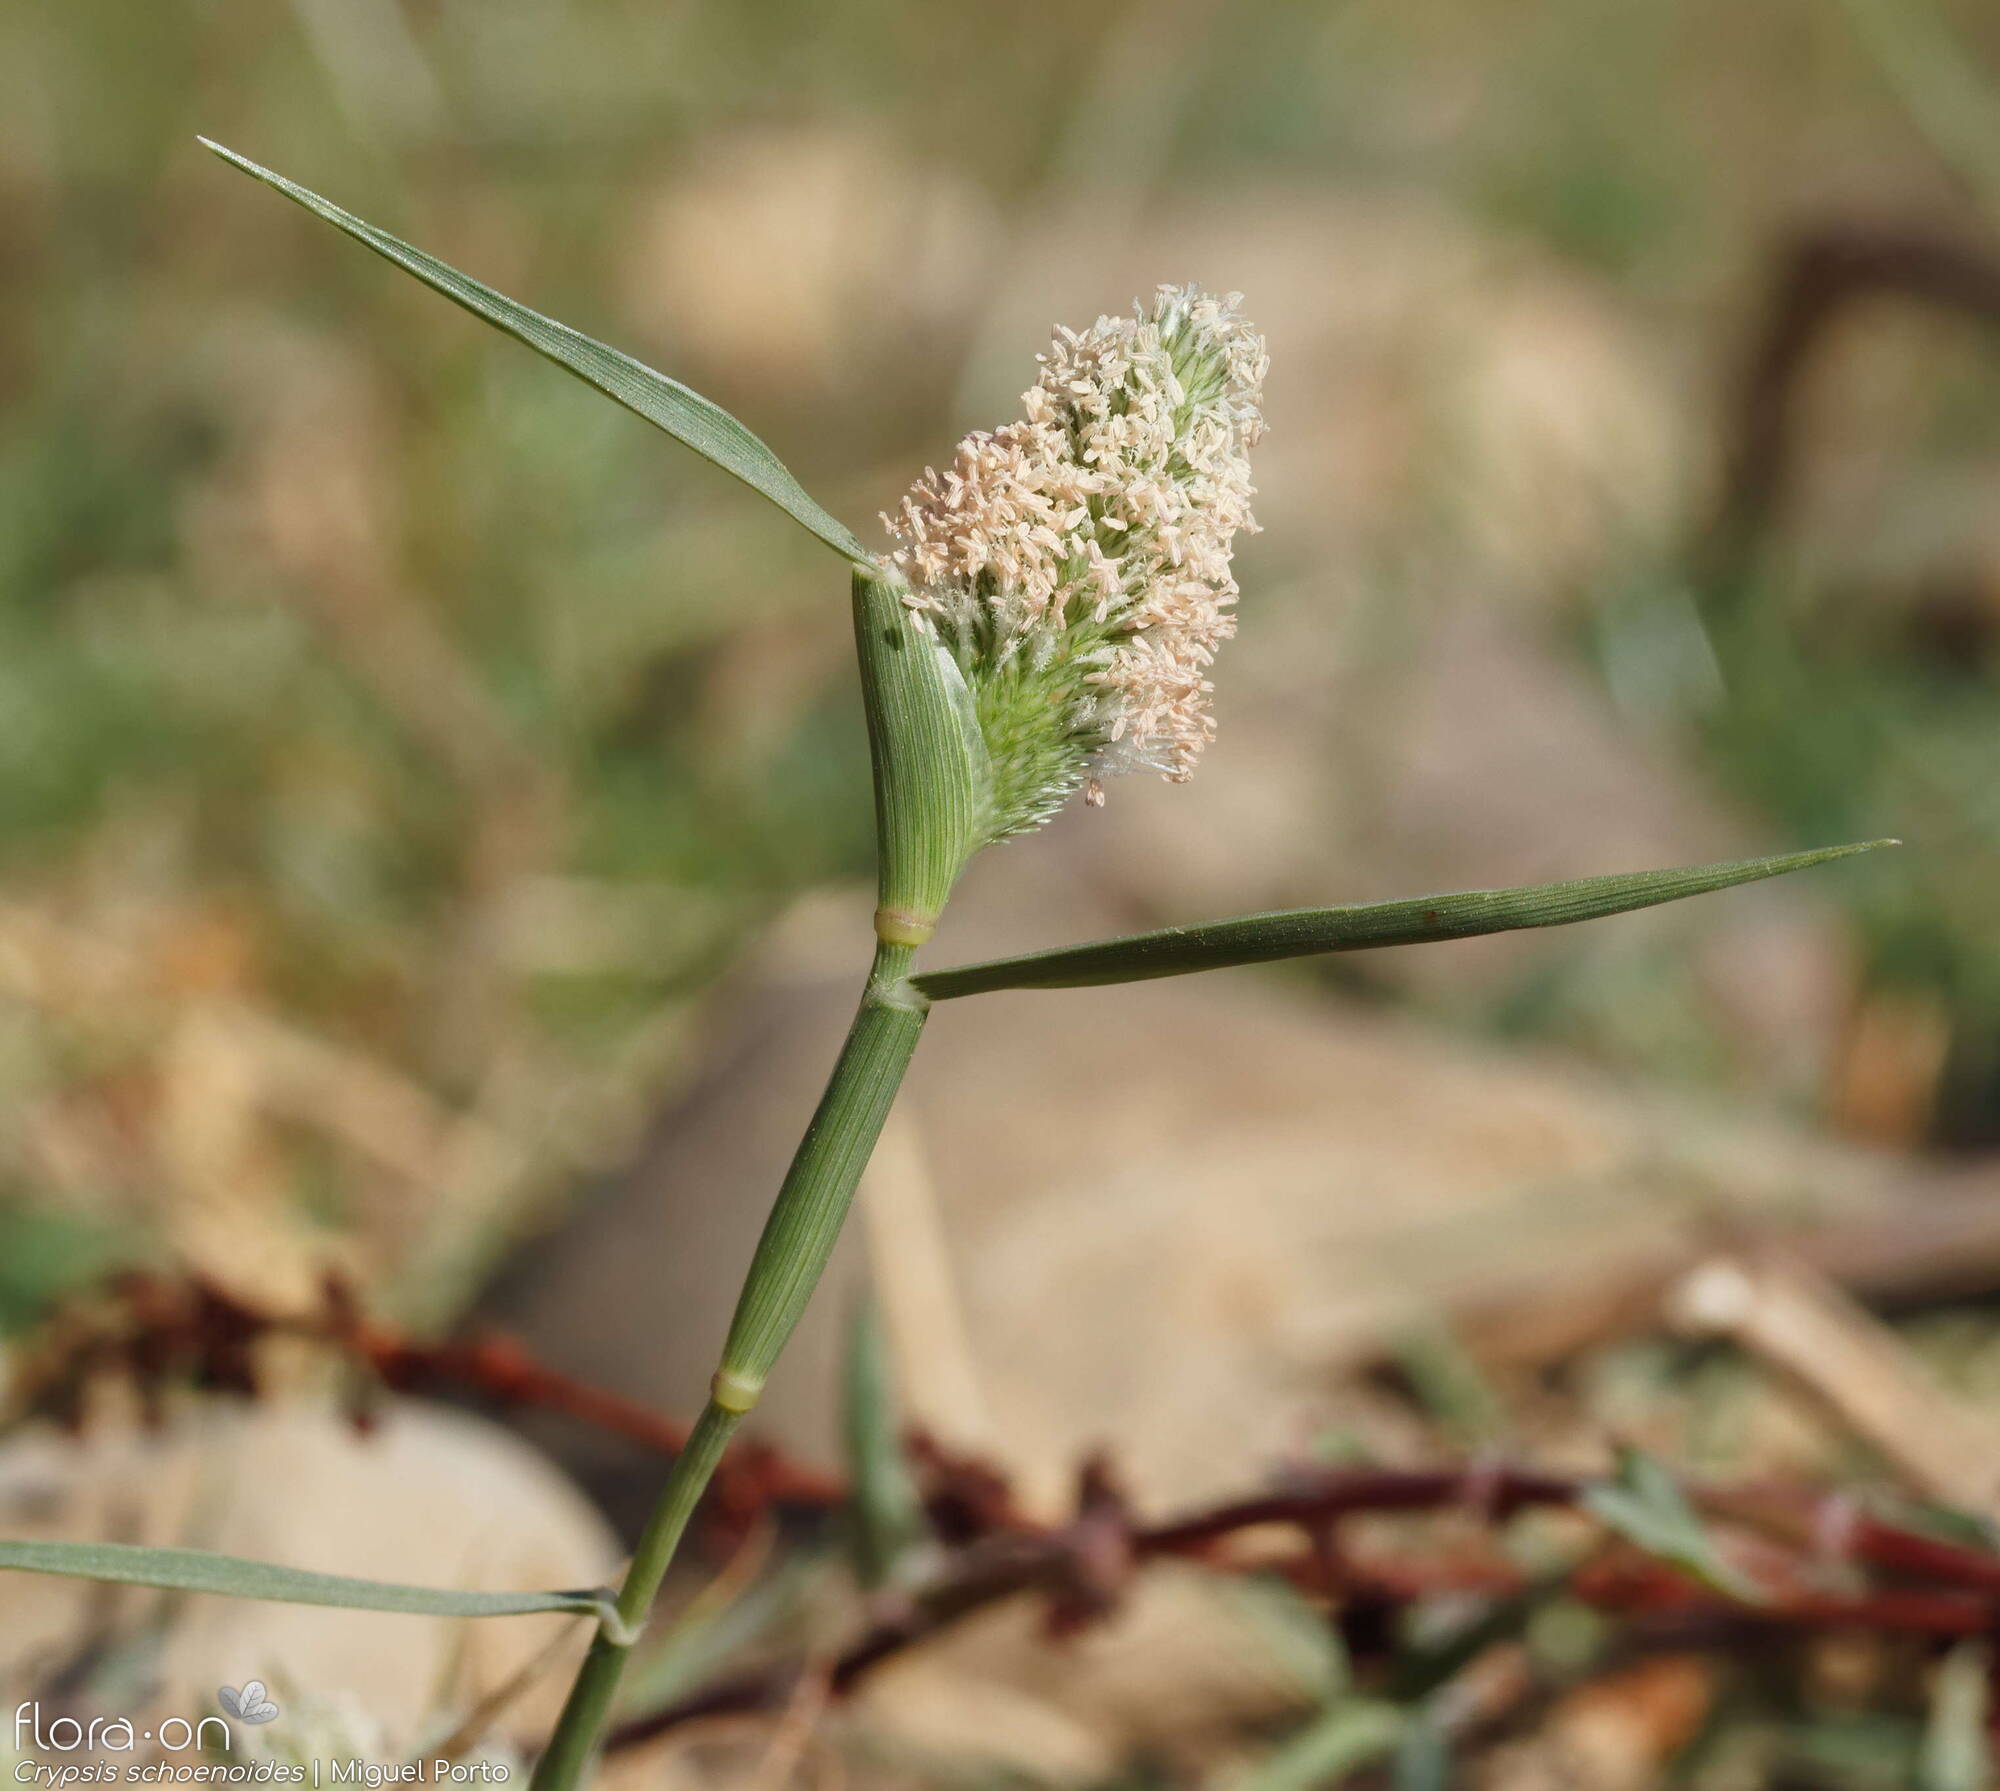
[883,286,1266,840]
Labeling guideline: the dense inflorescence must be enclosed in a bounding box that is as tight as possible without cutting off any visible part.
[883,287,1266,839]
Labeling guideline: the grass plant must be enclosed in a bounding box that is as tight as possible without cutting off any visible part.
[0,142,1897,1787]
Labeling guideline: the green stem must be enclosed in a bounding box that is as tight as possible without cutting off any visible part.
[529,1400,739,1791]
[529,944,929,1790]
[532,566,966,1787]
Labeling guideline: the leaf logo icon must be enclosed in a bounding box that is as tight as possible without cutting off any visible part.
[217,1681,281,1724]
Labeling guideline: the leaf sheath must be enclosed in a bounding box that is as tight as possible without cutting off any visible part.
[852,567,989,939]
[717,948,929,1393]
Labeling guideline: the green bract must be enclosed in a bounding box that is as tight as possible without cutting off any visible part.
[851,568,989,942]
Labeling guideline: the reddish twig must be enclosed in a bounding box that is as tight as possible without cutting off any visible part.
[601,1465,2000,1749]
[10,1273,845,1509]
[21,1272,2000,1753]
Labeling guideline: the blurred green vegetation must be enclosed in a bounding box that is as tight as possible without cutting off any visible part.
[2,0,1999,1331]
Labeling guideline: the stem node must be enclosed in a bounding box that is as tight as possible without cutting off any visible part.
[874,906,936,947]
[710,1368,764,1414]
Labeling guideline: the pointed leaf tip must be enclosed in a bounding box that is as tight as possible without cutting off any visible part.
[0,1536,623,1631]
[914,838,1896,999]
[197,138,870,567]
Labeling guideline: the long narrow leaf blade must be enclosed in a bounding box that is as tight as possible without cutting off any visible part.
[842,1299,926,1590]
[914,840,1896,1000]
[0,1538,623,1633]
[198,139,871,567]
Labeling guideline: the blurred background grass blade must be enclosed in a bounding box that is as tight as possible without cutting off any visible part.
[1835,0,2000,228]
[1391,1582,1557,1705]
[841,1298,927,1590]
[1392,1714,1451,1791]
[1385,1320,1510,1453]
[914,841,1898,998]
[614,1555,821,1722]
[1918,1641,1994,1791]
[0,1538,623,1630]
[1584,1447,1762,1602]
[198,139,872,566]
[1243,1699,1406,1791]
